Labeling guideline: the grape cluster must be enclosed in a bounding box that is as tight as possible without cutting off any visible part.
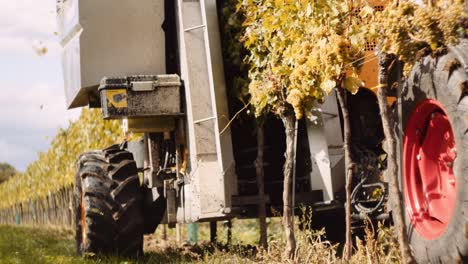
[370,0,467,74]
[241,0,368,119]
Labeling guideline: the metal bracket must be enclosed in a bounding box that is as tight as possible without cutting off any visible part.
[193,116,216,124]
[126,137,147,170]
[184,24,206,32]
[164,179,177,225]
[131,81,155,92]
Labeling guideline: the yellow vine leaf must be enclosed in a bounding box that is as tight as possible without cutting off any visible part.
[343,76,363,95]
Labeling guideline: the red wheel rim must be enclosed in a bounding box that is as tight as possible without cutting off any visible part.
[403,99,457,240]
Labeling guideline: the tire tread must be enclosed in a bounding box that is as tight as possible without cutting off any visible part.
[74,148,143,257]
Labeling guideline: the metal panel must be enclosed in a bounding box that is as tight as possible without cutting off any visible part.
[307,91,345,202]
[127,138,148,170]
[176,0,237,222]
[58,0,166,108]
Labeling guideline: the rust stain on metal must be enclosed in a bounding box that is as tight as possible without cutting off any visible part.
[443,58,461,77]
[465,222,468,239]
[459,80,468,101]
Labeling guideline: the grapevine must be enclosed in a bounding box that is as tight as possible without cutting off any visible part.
[240,0,371,119]
[0,109,121,209]
[368,0,467,74]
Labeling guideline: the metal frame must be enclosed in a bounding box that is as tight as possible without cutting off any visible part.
[175,0,237,222]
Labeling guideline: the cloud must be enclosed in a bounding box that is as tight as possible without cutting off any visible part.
[0,138,38,171]
[0,82,80,170]
[0,0,59,56]
[0,83,80,131]
[0,37,60,57]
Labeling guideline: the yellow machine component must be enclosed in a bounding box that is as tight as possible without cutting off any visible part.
[357,0,396,105]
[368,85,397,105]
[106,89,128,108]
[359,53,379,91]
[127,117,176,133]
[179,148,188,176]
[358,0,385,90]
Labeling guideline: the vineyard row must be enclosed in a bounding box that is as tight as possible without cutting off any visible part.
[0,186,73,226]
[0,109,122,210]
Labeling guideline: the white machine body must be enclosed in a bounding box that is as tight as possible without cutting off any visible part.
[57,0,166,108]
[58,0,344,223]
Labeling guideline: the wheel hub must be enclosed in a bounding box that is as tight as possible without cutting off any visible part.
[403,99,457,240]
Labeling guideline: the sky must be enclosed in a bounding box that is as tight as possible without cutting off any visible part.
[0,0,80,171]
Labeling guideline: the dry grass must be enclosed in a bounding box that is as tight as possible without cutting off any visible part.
[144,216,401,264]
[0,215,401,263]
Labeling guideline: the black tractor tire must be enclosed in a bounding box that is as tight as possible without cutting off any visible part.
[142,187,167,234]
[73,145,144,257]
[400,40,468,263]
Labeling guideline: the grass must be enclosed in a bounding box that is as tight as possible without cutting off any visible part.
[0,217,401,264]
[0,225,88,264]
